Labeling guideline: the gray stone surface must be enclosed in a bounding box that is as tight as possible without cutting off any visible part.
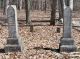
[7,39,19,45]
[63,6,72,38]
[5,5,21,52]
[5,45,21,52]
[60,38,74,45]
[60,45,76,52]
[7,5,18,38]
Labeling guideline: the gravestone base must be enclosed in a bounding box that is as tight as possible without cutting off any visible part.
[60,38,76,52]
[7,38,19,45]
[5,45,21,52]
[5,38,21,52]
[60,45,76,52]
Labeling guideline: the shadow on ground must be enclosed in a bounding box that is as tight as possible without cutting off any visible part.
[33,47,60,53]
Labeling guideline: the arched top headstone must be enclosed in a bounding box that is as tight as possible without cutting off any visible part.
[5,5,21,52]
[7,5,15,25]
[7,6,15,17]
[7,5,18,38]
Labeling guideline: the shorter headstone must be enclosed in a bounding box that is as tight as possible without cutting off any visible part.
[5,5,21,52]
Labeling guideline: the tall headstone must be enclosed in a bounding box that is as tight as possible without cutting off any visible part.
[5,5,21,52]
[60,1,76,52]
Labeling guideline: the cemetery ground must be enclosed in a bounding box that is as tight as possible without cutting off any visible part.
[0,10,80,59]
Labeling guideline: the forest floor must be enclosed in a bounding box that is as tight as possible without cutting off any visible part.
[0,10,80,59]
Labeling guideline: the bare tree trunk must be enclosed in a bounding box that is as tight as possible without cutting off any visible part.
[25,0,28,24]
[44,0,47,12]
[19,0,22,10]
[3,0,9,15]
[58,0,64,19]
[50,0,57,25]
[25,0,31,24]
[70,0,73,10]
[3,0,5,14]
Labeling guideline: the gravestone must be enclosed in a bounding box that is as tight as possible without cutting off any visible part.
[5,5,21,52]
[60,6,76,52]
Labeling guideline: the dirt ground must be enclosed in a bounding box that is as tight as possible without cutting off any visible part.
[0,10,80,59]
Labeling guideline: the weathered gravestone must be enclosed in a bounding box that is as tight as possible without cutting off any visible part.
[5,5,21,52]
[60,6,76,52]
